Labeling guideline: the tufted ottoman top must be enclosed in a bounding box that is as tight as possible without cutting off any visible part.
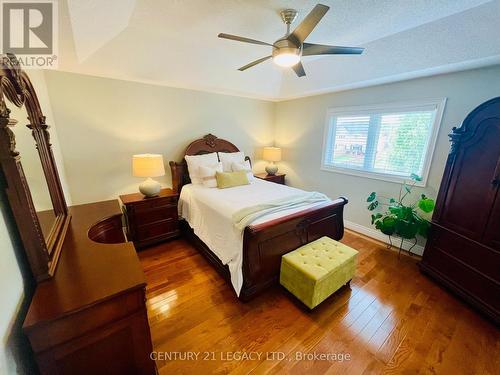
[282,236,359,281]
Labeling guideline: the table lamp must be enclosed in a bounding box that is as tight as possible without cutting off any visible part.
[263,146,282,176]
[132,154,165,197]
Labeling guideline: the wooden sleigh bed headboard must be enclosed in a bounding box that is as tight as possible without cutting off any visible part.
[169,134,251,193]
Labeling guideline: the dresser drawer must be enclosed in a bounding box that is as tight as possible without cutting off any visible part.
[131,204,177,226]
[25,288,145,352]
[423,247,500,315]
[429,225,499,282]
[254,173,286,185]
[133,196,177,212]
[266,175,285,184]
[136,219,178,241]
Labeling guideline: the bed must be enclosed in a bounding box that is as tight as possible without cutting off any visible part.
[169,134,348,301]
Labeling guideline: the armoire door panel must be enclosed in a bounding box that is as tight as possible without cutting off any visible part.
[441,121,500,240]
[482,188,500,250]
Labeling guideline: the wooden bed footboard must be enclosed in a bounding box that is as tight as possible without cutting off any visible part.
[239,197,348,301]
[171,134,349,301]
[180,198,348,301]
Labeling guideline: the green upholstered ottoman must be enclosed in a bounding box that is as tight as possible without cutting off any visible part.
[280,236,358,309]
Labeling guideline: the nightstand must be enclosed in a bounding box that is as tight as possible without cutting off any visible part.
[254,173,286,185]
[120,188,179,249]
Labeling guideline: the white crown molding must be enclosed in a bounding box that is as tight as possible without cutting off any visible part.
[44,68,279,102]
[344,220,425,256]
[276,55,500,102]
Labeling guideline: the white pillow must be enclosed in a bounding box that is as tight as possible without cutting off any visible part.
[218,151,245,172]
[185,152,218,184]
[198,163,223,188]
[231,160,254,183]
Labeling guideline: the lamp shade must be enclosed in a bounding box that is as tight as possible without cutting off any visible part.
[262,147,282,162]
[132,154,165,177]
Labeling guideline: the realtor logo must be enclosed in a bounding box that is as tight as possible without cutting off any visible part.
[0,0,58,68]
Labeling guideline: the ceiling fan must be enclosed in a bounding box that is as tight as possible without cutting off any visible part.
[218,4,364,77]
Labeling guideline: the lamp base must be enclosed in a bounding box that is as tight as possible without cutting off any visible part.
[139,177,161,197]
[265,163,278,176]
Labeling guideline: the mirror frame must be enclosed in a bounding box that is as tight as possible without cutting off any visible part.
[0,54,70,282]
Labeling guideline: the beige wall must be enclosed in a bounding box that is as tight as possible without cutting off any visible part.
[43,71,275,204]
[274,65,500,241]
[0,193,37,375]
[0,197,25,374]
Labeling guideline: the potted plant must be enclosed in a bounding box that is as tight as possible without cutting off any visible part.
[366,174,435,255]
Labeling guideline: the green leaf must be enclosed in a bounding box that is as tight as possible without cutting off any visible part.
[389,206,403,218]
[401,206,414,220]
[412,212,423,223]
[371,213,382,225]
[366,192,376,202]
[418,220,430,238]
[418,198,435,213]
[367,200,379,211]
[410,173,422,182]
[389,198,396,204]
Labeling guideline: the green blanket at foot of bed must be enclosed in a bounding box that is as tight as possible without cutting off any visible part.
[280,236,358,309]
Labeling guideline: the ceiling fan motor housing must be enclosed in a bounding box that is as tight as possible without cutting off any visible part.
[272,38,301,59]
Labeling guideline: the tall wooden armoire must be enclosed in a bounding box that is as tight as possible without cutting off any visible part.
[420,97,500,324]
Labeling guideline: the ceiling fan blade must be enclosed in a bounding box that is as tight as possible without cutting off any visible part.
[302,43,364,56]
[238,56,272,71]
[218,33,272,46]
[292,61,306,77]
[289,4,330,43]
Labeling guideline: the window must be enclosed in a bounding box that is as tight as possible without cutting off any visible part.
[321,99,446,186]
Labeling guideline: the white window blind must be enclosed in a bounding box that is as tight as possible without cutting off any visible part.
[322,100,446,185]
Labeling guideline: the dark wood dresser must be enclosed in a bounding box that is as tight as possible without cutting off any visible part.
[419,97,500,324]
[0,57,155,374]
[254,172,286,185]
[23,200,156,374]
[120,188,180,249]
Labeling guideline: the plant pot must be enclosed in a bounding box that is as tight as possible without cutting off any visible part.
[395,220,419,239]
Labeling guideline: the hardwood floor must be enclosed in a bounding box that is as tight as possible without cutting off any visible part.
[138,231,500,374]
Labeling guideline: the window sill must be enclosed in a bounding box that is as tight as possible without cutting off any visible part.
[320,165,427,187]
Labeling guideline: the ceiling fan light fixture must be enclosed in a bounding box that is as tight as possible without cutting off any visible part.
[272,39,301,68]
[273,52,301,67]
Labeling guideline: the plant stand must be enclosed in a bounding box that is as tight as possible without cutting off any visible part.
[387,235,418,258]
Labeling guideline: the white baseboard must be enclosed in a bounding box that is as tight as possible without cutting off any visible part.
[344,220,425,256]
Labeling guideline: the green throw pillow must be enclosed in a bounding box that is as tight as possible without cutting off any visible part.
[216,170,249,189]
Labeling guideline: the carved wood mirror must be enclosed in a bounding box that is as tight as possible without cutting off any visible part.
[0,54,70,282]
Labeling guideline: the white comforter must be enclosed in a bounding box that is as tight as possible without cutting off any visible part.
[178,179,330,295]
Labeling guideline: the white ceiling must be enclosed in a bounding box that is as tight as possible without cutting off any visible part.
[57,0,500,101]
